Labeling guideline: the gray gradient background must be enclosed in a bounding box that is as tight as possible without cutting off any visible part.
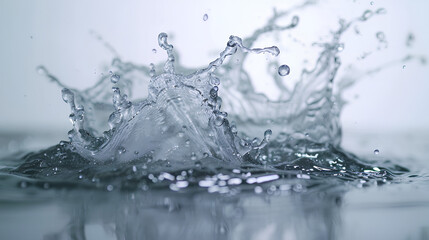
[0,0,428,158]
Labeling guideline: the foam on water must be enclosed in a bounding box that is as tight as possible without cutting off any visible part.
[2,6,418,194]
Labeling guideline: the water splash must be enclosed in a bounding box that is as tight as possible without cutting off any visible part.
[6,6,415,193]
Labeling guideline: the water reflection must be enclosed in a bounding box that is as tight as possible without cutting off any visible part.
[41,183,344,240]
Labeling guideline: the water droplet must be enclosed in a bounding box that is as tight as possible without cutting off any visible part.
[209,75,220,86]
[61,88,74,104]
[108,112,122,129]
[169,183,179,191]
[210,86,219,99]
[264,129,272,141]
[158,32,173,51]
[199,179,215,187]
[406,33,415,47]
[117,146,126,155]
[293,184,304,192]
[152,48,157,53]
[402,65,406,69]
[176,181,189,188]
[36,66,48,75]
[106,185,114,191]
[214,111,227,126]
[370,1,374,5]
[230,125,238,134]
[278,65,290,76]
[254,186,263,194]
[291,16,299,26]
[374,149,380,155]
[203,14,208,21]
[361,10,373,21]
[228,178,242,185]
[110,74,120,84]
[376,32,385,42]
[376,8,386,14]
[149,63,156,77]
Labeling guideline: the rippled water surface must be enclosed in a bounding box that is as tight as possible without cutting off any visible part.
[1,1,429,239]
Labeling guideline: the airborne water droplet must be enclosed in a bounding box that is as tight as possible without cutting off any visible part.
[152,48,157,53]
[291,16,299,26]
[110,74,120,84]
[360,10,373,21]
[376,8,386,14]
[376,31,385,42]
[36,66,48,75]
[203,14,208,21]
[406,33,415,47]
[374,149,380,155]
[278,65,290,76]
[264,129,272,140]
